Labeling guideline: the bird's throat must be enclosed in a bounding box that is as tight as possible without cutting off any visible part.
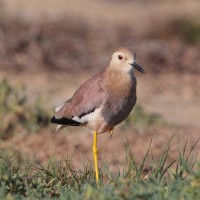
[105,69,135,97]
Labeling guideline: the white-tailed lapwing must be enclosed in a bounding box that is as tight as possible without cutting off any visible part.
[51,47,145,184]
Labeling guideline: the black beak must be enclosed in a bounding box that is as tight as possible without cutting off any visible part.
[130,62,145,73]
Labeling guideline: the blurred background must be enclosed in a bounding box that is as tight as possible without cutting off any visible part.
[0,0,200,171]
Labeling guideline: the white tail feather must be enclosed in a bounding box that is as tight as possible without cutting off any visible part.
[55,125,66,133]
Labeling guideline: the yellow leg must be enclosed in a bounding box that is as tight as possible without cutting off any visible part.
[93,131,99,184]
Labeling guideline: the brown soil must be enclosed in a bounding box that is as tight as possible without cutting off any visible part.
[2,125,199,172]
[0,0,200,170]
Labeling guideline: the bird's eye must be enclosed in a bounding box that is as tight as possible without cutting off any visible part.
[118,55,123,60]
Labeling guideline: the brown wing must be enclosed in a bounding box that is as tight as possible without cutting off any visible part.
[54,71,106,121]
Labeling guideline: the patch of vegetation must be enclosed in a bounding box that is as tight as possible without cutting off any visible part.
[0,0,6,22]
[173,18,200,43]
[0,138,199,199]
[0,79,51,140]
[124,105,167,128]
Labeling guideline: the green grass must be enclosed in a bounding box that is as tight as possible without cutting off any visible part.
[0,138,199,200]
[0,79,51,139]
[124,105,167,129]
[172,17,200,43]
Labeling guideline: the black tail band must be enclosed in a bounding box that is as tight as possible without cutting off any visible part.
[51,116,81,126]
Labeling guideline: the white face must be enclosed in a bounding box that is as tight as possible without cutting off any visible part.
[110,51,135,72]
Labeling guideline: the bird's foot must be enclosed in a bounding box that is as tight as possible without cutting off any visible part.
[108,128,114,138]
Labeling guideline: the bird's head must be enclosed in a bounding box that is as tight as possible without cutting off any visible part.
[109,47,145,74]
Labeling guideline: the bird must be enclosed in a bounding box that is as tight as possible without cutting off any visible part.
[51,47,145,184]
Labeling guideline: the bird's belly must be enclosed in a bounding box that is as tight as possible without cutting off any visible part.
[102,96,136,128]
[82,108,106,133]
[84,96,136,134]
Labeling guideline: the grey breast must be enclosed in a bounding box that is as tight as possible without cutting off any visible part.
[102,76,137,126]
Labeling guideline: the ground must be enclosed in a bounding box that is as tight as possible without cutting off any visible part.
[0,0,200,171]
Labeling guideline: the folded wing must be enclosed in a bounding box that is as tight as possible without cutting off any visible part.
[51,71,106,127]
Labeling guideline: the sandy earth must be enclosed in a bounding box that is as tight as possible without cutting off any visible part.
[0,0,199,169]
[3,119,200,172]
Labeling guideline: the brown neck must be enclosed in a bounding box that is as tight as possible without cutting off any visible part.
[104,68,136,97]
